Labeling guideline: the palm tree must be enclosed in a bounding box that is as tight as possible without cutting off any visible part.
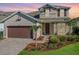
[32,23,41,48]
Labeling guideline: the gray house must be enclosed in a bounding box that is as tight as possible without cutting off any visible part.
[0,4,71,39]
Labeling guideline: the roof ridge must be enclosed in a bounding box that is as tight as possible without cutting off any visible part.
[20,11,39,22]
[39,3,70,9]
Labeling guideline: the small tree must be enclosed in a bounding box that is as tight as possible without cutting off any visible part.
[32,23,41,48]
[68,19,77,34]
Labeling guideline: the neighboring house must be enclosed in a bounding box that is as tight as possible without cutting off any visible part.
[0,4,71,39]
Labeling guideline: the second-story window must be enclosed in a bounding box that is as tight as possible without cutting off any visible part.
[64,9,67,16]
[58,9,60,17]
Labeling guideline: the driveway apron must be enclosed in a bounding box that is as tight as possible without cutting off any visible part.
[0,38,33,55]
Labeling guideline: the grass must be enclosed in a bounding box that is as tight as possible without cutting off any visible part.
[18,42,79,55]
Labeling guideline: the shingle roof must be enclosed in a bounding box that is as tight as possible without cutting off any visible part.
[28,11,40,17]
[39,4,70,9]
[28,4,70,17]
[0,11,39,23]
[19,12,39,23]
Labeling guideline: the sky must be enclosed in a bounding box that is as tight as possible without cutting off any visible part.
[0,3,79,18]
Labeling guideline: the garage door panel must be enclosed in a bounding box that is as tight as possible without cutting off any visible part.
[7,26,32,38]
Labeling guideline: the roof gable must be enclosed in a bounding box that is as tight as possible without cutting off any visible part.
[0,11,39,23]
[39,4,70,10]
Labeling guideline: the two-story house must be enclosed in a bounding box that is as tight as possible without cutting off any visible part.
[0,4,71,39]
[30,4,71,35]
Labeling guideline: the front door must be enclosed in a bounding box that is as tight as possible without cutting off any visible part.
[45,23,50,35]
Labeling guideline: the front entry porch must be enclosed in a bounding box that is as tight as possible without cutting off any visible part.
[42,23,54,35]
[42,22,69,35]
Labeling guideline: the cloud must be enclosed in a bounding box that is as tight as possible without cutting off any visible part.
[0,4,41,12]
[0,3,79,18]
[1,7,38,13]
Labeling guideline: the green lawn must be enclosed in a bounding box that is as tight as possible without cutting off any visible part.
[18,42,79,55]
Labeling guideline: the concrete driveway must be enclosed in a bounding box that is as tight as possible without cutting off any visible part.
[0,38,33,55]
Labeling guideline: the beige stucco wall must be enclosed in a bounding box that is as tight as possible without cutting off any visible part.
[40,9,57,18]
[40,9,69,18]
[57,23,66,35]
[50,23,54,34]
[50,23,70,35]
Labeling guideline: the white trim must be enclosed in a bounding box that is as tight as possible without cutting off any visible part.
[6,27,8,38]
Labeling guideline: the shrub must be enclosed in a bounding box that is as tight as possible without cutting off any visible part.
[66,35,77,41]
[58,35,66,42]
[48,43,54,49]
[60,42,66,46]
[74,35,79,42]
[72,27,79,35]
[49,35,59,43]
[76,39,79,42]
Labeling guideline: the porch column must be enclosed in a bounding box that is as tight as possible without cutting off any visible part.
[65,23,67,34]
[50,23,54,35]
[4,25,8,38]
[42,23,45,35]
[54,23,57,34]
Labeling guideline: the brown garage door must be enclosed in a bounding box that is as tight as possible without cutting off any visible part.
[7,26,33,38]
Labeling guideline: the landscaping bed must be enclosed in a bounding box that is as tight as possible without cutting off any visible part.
[18,42,79,55]
[19,35,79,55]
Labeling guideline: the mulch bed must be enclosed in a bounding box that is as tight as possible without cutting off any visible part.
[24,40,78,51]
[24,35,78,51]
[24,42,48,51]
